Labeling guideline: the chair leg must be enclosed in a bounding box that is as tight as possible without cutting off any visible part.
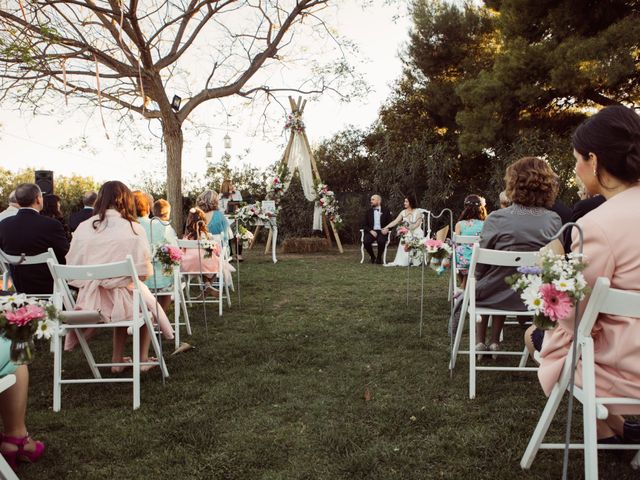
[174,295,181,351]
[582,339,599,480]
[75,329,102,379]
[469,304,477,399]
[518,346,529,368]
[181,289,191,335]
[360,242,365,264]
[0,454,19,480]
[132,319,141,411]
[450,291,469,371]
[53,331,63,412]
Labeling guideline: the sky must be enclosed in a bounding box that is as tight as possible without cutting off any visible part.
[0,1,411,186]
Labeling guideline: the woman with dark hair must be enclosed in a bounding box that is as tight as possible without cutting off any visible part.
[538,105,640,443]
[454,194,487,289]
[41,194,70,240]
[475,157,561,358]
[64,181,174,372]
[382,196,424,267]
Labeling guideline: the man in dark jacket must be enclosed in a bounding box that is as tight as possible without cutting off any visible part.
[68,191,97,232]
[362,194,392,264]
[0,183,70,294]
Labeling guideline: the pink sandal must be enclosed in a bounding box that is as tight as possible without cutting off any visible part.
[1,433,45,470]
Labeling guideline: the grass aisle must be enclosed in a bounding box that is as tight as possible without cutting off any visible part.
[22,249,637,479]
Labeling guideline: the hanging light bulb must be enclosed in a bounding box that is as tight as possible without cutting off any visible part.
[223,133,231,149]
[205,139,212,158]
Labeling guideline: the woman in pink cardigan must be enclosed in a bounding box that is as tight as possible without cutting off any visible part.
[65,181,174,372]
[538,105,640,443]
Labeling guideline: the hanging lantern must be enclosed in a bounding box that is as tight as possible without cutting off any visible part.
[223,133,231,149]
[205,140,212,158]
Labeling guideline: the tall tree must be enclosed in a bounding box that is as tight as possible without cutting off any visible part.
[0,1,351,230]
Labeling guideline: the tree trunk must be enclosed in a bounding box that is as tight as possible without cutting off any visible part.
[163,120,184,234]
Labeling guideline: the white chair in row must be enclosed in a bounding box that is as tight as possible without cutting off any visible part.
[150,266,191,351]
[448,234,480,300]
[178,238,231,317]
[521,277,640,479]
[0,248,57,301]
[47,256,169,411]
[359,229,392,265]
[450,244,538,398]
[0,374,19,480]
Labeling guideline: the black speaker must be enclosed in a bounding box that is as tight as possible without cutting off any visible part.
[34,170,54,195]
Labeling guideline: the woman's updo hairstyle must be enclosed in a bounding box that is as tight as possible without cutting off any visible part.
[572,104,640,184]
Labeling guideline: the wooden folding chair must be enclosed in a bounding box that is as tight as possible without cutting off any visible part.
[521,277,640,479]
[47,256,169,411]
[449,244,538,398]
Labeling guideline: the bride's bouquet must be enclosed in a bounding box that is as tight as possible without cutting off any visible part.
[506,250,589,330]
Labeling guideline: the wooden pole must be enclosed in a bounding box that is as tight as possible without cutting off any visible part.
[330,220,344,253]
[322,214,332,246]
[264,229,273,255]
[248,225,261,250]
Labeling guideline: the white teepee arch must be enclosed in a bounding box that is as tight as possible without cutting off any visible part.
[266,96,344,253]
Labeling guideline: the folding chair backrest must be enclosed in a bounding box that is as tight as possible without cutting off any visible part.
[453,234,480,245]
[177,239,201,249]
[577,277,640,339]
[467,244,539,278]
[419,209,432,238]
[0,247,56,265]
[48,256,137,281]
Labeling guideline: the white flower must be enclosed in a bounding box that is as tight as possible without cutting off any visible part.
[553,277,575,292]
[521,286,544,314]
[35,319,55,340]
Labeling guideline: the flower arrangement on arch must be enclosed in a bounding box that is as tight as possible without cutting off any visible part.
[153,244,183,275]
[506,250,589,330]
[315,182,342,226]
[0,294,58,365]
[284,112,305,133]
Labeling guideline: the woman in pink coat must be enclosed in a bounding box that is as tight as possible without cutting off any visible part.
[538,105,640,442]
[65,181,174,372]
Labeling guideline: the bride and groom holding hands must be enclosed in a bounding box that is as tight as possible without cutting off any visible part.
[363,194,425,267]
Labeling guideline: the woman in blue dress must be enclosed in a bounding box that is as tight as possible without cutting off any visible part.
[454,194,487,291]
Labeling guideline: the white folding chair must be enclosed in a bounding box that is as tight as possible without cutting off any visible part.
[47,256,169,411]
[521,277,640,479]
[151,266,191,350]
[0,248,57,300]
[359,229,392,265]
[178,238,230,317]
[449,244,538,398]
[449,234,480,300]
[0,374,19,480]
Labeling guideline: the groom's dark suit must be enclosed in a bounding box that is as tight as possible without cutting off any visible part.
[363,206,392,263]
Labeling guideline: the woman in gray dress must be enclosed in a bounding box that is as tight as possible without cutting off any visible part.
[475,157,562,358]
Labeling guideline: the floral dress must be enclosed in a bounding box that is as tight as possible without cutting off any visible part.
[454,219,484,274]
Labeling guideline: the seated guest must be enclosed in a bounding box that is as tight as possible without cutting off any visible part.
[181,208,235,297]
[195,190,218,225]
[0,339,44,471]
[454,194,487,290]
[65,181,174,372]
[550,176,571,224]
[134,194,178,311]
[0,183,69,294]
[362,194,392,264]
[68,191,97,232]
[41,194,71,241]
[219,180,244,260]
[539,105,640,443]
[0,191,19,223]
[204,194,234,253]
[475,157,561,358]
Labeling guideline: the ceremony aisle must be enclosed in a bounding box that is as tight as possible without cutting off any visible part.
[21,248,637,479]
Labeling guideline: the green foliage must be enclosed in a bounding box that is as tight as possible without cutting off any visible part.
[0,168,98,218]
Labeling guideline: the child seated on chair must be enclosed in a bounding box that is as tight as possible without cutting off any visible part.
[454,194,487,291]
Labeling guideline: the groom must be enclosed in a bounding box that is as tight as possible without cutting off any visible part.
[363,194,392,264]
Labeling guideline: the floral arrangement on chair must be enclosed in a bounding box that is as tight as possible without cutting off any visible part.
[199,239,220,259]
[235,202,277,226]
[315,183,342,226]
[284,112,305,133]
[153,244,183,275]
[236,225,255,248]
[0,294,58,365]
[506,250,589,330]
[399,227,452,273]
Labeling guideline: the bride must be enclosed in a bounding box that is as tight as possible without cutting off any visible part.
[383,197,425,267]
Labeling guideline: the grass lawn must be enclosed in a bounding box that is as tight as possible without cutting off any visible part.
[20,247,638,479]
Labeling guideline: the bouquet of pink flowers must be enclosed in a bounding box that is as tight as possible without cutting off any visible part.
[153,244,183,275]
[0,294,58,365]
[507,250,589,330]
[423,239,453,261]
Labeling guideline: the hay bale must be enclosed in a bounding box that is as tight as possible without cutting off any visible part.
[282,237,331,254]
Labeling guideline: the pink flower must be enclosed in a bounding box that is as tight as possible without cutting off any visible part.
[540,284,572,321]
[5,305,46,327]
[424,239,443,249]
[398,227,409,236]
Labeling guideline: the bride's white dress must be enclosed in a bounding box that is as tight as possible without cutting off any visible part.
[384,209,425,267]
